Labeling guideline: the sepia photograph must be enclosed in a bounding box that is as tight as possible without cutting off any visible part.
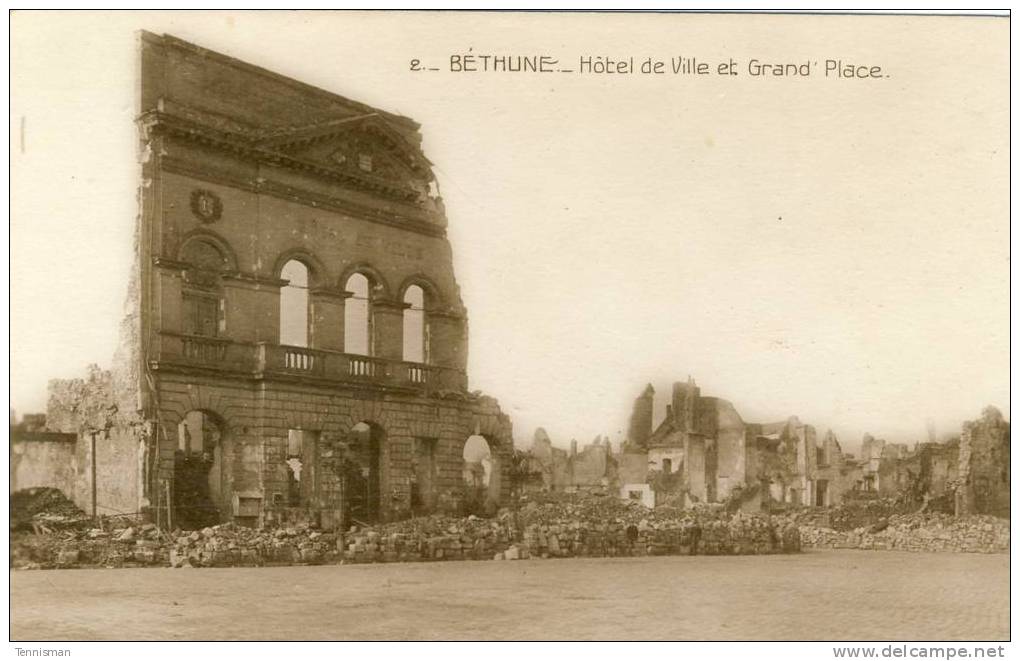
[7,9,1011,649]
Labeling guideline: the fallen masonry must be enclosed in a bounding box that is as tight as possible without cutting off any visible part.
[11,494,801,569]
[9,492,1009,570]
[790,512,1009,554]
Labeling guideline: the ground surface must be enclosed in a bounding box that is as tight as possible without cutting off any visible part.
[9,550,1008,641]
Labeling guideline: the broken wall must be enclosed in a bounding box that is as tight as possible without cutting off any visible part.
[625,384,654,450]
[46,365,148,518]
[957,406,1009,516]
[73,427,143,518]
[528,430,571,490]
[699,397,745,498]
[10,432,77,496]
[568,441,611,488]
[648,447,683,474]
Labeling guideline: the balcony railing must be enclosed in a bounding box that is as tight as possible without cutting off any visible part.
[182,335,228,362]
[348,355,383,379]
[152,332,466,391]
[154,333,253,371]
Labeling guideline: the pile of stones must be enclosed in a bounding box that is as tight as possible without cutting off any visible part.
[168,524,341,567]
[795,512,1008,554]
[10,487,90,533]
[514,509,799,559]
[342,515,516,563]
[11,494,806,570]
[11,521,169,569]
[826,497,912,531]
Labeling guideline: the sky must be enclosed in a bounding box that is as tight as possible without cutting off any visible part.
[10,11,1009,455]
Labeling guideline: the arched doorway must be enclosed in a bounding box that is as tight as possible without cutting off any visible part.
[462,435,501,515]
[346,421,386,523]
[174,410,229,529]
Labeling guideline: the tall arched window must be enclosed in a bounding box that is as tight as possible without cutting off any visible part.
[344,273,371,355]
[180,239,229,337]
[279,260,309,347]
[402,285,427,363]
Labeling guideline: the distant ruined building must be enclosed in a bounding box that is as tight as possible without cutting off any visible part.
[614,379,1009,515]
[26,33,514,529]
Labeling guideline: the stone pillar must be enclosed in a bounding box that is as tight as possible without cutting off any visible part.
[153,262,184,337]
[217,273,289,344]
[309,288,348,352]
[372,299,409,361]
[427,310,468,372]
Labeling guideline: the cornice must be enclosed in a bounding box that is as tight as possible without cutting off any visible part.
[427,308,467,321]
[142,111,433,208]
[309,287,353,301]
[157,156,447,239]
[222,272,289,288]
[152,257,189,271]
[371,298,413,312]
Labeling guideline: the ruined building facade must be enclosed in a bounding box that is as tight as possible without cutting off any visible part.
[45,33,512,529]
[620,379,1009,515]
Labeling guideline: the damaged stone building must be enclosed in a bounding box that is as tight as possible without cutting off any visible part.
[36,33,513,530]
[618,379,1009,515]
[525,428,615,493]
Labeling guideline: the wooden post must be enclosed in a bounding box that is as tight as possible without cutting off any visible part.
[90,432,97,518]
[165,480,173,531]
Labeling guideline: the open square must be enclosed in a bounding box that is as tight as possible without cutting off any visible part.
[10,550,1009,641]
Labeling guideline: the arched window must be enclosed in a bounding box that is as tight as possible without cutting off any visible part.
[181,239,228,273]
[180,239,228,337]
[279,260,309,347]
[344,273,371,356]
[402,285,427,363]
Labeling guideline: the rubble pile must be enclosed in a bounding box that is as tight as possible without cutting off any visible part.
[10,487,90,532]
[11,521,344,570]
[11,522,168,569]
[169,524,341,567]
[342,496,798,562]
[795,512,1009,554]
[516,513,797,559]
[11,494,801,569]
[827,497,912,532]
[24,495,1006,570]
[343,514,516,563]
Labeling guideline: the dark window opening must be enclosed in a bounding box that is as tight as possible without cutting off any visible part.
[183,293,221,337]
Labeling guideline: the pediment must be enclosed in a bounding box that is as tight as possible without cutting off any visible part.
[258,114,431,185]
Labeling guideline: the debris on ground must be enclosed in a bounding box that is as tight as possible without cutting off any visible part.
[10,487,90,533]
[9,492,1007,571]
[785,511,1009,554]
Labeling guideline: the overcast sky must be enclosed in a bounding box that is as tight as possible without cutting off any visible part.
[10,11,1009,453]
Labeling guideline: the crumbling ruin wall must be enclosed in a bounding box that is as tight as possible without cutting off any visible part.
[957,406,1009,517]
[10,432,77,495]
[46,365,147,518]
[528,429,570,490]
[625,384,654,451]
[72,427,143,518]
[877,443,911,498]
[700,397,745,498]
[569,439,611,488]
